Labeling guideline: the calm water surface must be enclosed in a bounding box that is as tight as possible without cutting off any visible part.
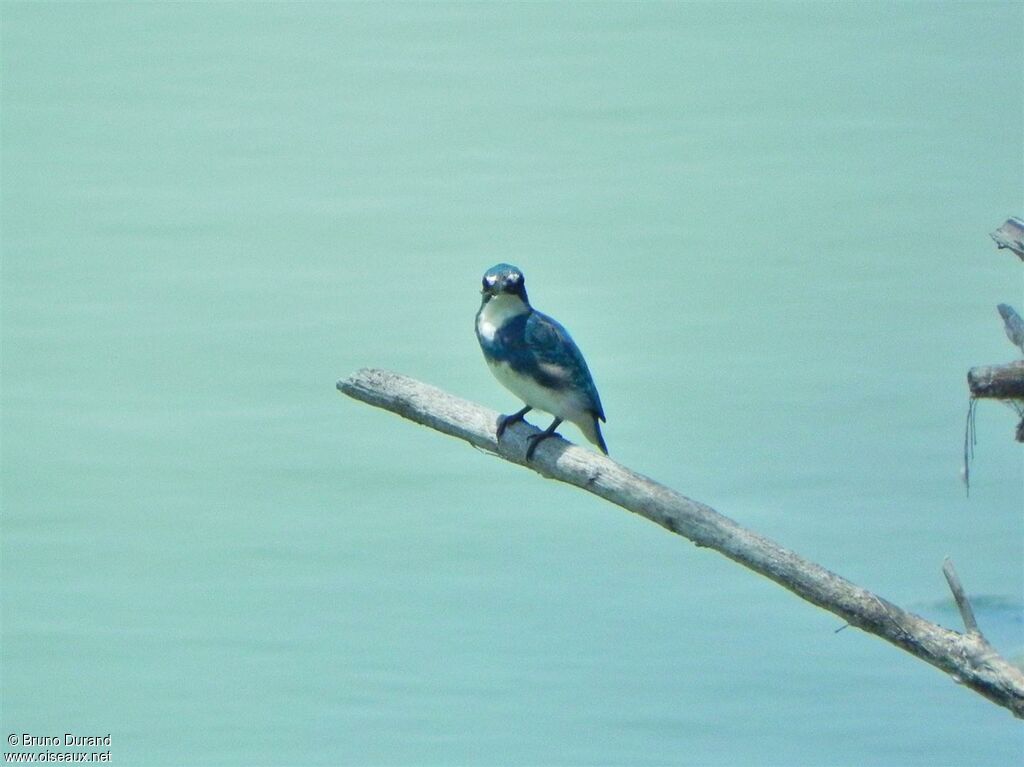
[2,3,1022,765]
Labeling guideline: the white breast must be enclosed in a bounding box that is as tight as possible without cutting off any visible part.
[477,294,529,341]
[485,358,590,424]
[478,293,590,422]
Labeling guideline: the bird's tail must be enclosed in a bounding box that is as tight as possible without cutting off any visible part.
[577,414,608,455]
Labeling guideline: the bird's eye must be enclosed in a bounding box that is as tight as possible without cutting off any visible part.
[482,277,491,290]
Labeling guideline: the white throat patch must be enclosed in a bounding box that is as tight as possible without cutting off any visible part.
[477,294,529,341]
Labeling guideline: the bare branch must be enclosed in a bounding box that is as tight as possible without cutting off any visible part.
[967,361,1024,400]
[338,368,1024,718]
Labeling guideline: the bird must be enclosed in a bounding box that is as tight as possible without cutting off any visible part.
[475,263,607,460]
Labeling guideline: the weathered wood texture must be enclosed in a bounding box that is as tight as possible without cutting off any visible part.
[968,360,1024,400]
[338,368,1024,718]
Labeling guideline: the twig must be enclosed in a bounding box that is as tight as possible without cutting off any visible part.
[962,398,977,495]
[338,368,1024,719]
[942,558,980,636]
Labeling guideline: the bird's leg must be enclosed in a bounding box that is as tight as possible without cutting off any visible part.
[497,405,532,438]
[525,417,563,461]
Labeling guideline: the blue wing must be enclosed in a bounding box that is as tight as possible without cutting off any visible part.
[524,311,605,422]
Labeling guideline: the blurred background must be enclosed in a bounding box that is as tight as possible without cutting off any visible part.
[2,2,1022,765]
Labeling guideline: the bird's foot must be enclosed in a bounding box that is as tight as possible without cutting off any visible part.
[524,417,564,461]
[525,433,555,461]
[496,406,532,438]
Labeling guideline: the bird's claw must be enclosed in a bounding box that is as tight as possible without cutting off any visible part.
[496,406,532,439]
[524,432,553,461]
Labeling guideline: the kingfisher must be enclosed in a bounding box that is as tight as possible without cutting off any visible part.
[475,263,607,460]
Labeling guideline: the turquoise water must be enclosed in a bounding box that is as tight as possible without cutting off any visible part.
[2,2,1022,764]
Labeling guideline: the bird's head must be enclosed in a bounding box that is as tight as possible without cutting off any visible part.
[480,263,529,305]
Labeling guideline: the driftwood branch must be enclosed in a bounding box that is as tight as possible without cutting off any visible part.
[967,360,1024,443]
[338,368,1024,718]
[968,360,1024,400]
